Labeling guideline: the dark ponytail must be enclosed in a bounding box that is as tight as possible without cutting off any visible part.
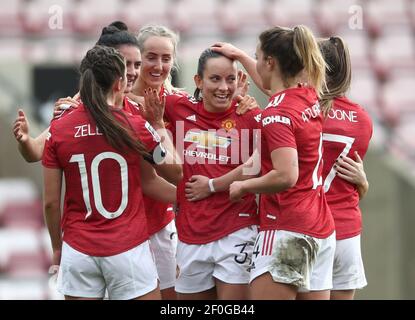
[79,45,148,156]
[318,36,352,115]
[107,20,128,31]
[96,21,139,49]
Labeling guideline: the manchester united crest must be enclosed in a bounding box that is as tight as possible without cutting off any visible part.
[221,119,236,132]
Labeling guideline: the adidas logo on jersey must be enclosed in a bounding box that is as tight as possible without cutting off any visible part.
[186,114,197,122]
[265,93,286,109]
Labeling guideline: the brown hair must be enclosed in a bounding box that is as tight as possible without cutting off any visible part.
[96,21,140,49]
[79,45,148,156]
[259,25,327,108]
[318,36,352,115]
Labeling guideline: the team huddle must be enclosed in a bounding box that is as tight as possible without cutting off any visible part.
[12,21,372,300]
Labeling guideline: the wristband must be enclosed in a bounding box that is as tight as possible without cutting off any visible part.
[208,179,216,193]
[59,103,71,110]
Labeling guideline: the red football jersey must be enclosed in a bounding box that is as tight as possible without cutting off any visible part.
[123,96,175,236]
[164,94,260,244]
[322,96,373,240]
[42,104,160,256]
[259,86,335,238]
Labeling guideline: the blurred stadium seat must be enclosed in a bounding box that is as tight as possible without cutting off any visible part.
[179,35,223,60]
[365,0,411,38]
[349,67,380,119]
[0,200,43,229]
[340,28,372,69]
[72,0,122,35]
[264,0,316,30]
[120,0,169,31]
[372,29,415,79]
[212,0,266,37]
[167,0,219,36]
[0,179,38,210]
[0,0,23,36]
[0,228,45,271]
[380,68,415,125]
[4,251,49,278]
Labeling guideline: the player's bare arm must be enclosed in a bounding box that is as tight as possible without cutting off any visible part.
[140,159,177,204]
[143,88,183,185]
[43,167,63,266]
[229,147,298,202]
[13,109,49,162]
[211,42,272,97]
[186,150,261,202]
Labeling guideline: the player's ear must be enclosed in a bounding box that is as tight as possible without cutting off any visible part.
[194,74,203,90]
[113,76,123,92]
[266,56,275,71]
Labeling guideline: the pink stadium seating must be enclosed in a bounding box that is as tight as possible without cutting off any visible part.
[371,30,415,79]
[380,69,415,125]
[349,67,381,119]
[365,0,411,38]
[0,0,23,36]
[72,0,122,35]
[0,228,46,271]
[4,251,49,278]
[314,0,361,36]
[215,0,266,36]
[340,28,372,69]
[179,36,222,60]
[264,0,316,30]
[0,200,44,229]
[167,0,219,35]
[120,0,169,31]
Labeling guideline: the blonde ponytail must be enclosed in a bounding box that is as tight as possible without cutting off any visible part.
[293,25,327,103]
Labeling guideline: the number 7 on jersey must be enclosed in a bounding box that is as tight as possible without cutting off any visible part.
[322,133,355,193]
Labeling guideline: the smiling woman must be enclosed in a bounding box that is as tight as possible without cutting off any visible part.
[129,24,185,301]
[42,45,171,301]
[133,24,181,97]
[193,50,238,113]
[138,48,262,300]
[96,22,141,94]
